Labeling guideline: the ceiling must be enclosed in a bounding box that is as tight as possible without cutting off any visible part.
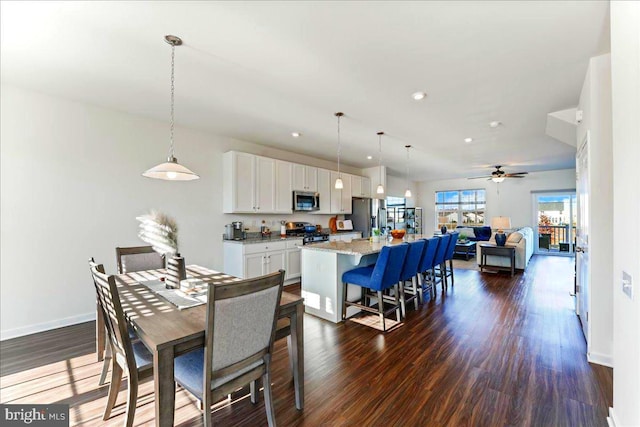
[0,1,610,181]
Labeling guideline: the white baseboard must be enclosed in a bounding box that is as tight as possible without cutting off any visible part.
[0,312,96,341]
[607,407,619,427]
[587,351,614,368]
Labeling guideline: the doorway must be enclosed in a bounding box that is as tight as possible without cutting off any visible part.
[532,191,577,256]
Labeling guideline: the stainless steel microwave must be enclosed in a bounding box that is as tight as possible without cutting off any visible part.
[293,191,320,211]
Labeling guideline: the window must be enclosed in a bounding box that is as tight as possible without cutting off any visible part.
[435,189,485,229]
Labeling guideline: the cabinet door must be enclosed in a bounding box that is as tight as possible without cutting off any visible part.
[292,164,307,190]
[244,253,264,279]
[255,156,275,213]
[330,171,343,213]
[305,167,318,192]
[275,160,293,213]
[341,175,352,214]
[265,250,286,275]
[286,248,302,280]
[351,175,361,197]
[361,177,371,198]
[315,168,331,214]
[234,152,256,212]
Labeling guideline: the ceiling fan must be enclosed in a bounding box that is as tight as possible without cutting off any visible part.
[468,165,528,183]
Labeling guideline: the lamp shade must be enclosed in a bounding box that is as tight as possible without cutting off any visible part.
[492,176,505,183]
[143,156,200,181]
[491,216,511,231]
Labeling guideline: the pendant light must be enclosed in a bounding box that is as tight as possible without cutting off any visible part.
[376,132,385,194]
[334,112,344,189]
[143,35,199,181]
[404,145,412,198]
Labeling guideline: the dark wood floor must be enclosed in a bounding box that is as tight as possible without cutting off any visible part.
[1,255,612,426]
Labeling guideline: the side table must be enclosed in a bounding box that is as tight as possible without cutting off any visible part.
[479,244,516,277]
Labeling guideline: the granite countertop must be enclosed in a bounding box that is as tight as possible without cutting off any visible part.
[302,234,433,255]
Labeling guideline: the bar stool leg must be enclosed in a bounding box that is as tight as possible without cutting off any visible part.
[342,282,348,320]
[377,290,386,331]
[398,281,407,318]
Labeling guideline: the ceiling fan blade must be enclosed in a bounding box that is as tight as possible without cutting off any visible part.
[505,175,525,178]
[467,175,492,180]
[505,172,528,176]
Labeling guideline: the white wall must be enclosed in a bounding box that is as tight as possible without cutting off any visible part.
[416,169,576,234]
[0,84,359,339]
[610,2,640,425]
[386,174,418,207]
[577,53,614,367]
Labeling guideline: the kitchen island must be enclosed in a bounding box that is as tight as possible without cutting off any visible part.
[301,235,431,323]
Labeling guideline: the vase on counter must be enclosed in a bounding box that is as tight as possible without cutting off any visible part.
[372,235,380,243]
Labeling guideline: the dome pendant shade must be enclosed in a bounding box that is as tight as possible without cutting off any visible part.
[376,184,385,194]
[335,177,344,189]
[405,189,412,198]
[143,156,199,181]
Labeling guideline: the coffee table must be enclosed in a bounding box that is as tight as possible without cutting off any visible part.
[454,240,476,260]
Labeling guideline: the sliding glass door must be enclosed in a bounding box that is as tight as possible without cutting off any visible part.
[533,192,577,255]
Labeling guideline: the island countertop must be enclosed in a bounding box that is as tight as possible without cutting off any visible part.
[302,234,435,256]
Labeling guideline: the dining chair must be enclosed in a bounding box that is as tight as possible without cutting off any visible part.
[431,234,452,292]
[416,237,440,303]
[442,232,460,291]
[115,245,165,274]
[173,270,285,427]
[89,259,154,427]
[398,239,427,317]
[341,244,409,332]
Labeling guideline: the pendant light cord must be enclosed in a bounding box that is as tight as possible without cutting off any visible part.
[336,114,341,177]
[169,43,176,160]
[406,145,410,188]
[378,133,383,181]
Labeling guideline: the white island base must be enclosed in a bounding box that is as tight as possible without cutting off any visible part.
[301,245,378,323]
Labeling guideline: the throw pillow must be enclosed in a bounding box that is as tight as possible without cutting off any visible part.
[507,232,523,244]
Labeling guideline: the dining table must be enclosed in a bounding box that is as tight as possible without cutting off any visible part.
[95,264,304,427]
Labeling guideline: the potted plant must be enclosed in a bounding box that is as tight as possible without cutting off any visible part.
[458,233,468,243]
[137,210,185,288]
[372,228,381,243]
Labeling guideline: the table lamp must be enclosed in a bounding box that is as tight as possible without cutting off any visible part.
[491,216,511,246]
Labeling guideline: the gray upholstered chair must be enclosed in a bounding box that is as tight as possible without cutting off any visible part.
[89,259,153,427]
[173,270,285,427]
[115,245,165,274]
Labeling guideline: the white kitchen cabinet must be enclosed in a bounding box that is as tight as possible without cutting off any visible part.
[351,175,372,198]
[275,160,293,213]
[224,239,301,285]
[223,151,276,213]
[293,164,318,192]
[315,168,331,214]
[330,171,352,214]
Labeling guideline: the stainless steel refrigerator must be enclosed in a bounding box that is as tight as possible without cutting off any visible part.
[348,197,387,238]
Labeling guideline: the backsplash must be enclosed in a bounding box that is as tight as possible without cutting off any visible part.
[223,213,344,232]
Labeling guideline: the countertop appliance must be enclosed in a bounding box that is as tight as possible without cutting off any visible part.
[293,191,320,212]
[286,221,329,245]
[346,197,373,238]
[224,221,245,240]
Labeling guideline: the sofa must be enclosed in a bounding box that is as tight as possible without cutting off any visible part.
[455,226,492,242]
[475,227,534,270]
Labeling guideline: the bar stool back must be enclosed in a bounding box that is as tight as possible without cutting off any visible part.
[416,237,440,302]
[442,232,460,290]
[398,239,427,317]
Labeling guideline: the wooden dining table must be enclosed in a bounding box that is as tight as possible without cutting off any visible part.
[95,265,304,427]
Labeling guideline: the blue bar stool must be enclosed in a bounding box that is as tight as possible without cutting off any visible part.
[416,237,440,303]
[442,232,459,291]
[342,244,409,331]
[398,239,427,317]
[430,234,452,292]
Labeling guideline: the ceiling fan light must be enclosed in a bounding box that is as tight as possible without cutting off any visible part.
[405,189,412,198]
[143,156,200,181]
[492,176,505,183]
[376,184,385,194]
[335,177,344,189]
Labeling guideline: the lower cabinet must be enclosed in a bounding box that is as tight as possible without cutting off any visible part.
[223,239,302,284]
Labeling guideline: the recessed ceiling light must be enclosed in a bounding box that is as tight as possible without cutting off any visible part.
[489,121,502,128]
[291,132,301,138]
[464,137,473,143]
[367,155,373,160]
[412,91,427,101]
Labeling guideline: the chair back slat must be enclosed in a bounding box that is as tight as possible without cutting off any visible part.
[89,260,135,368]
[433,234,452,265]
[116,246,165,274]
[370,244,409,291]
[205,270,285,375]
[418,237,440,273]
[444,232,460,261]
[400,240,427,281]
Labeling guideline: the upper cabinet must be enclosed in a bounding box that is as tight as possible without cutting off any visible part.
[292,164,318,192]
[351,175,372,198]
[224,151,369,214]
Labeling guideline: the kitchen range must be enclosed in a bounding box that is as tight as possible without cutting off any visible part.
[285,222,330,245]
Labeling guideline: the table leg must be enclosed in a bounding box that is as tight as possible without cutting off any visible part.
[154,346,175,427]
[96,302,105,362]
[289,304,305,410]
[511,252,515,277]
